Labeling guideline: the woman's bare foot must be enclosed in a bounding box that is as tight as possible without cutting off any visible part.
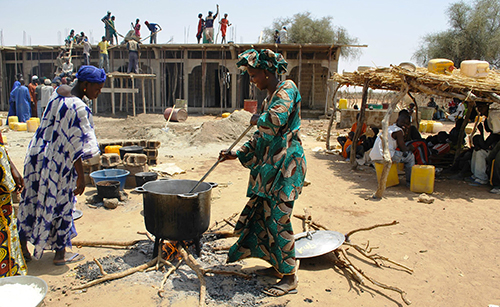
[262,274,298,297]
[255,267,283,278]
[53,249,85,266]
[20,240,32,262]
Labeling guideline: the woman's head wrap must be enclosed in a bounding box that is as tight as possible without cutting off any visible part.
[76,65,107,83]
[236,49,287,75]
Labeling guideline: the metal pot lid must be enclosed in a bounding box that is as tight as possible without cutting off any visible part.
[294,230,345,259]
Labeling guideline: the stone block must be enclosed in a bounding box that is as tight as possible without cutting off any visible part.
[101,153,122,168]
[144,148,158,158]
[147,140,161,149]
[123,153,148,166]
[83,155,101,166]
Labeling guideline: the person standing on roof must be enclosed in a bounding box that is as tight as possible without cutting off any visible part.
[101,11,112,41]
[127,40,140,73]
[279,26,288,44]
[109,16,118,45]
[98,36,110,73]
[219,13,231,44]
[144,21,162,44]
[204,5,219,43]
[196,13,205,44]
[132,19,141,38]
[82,37,92,65]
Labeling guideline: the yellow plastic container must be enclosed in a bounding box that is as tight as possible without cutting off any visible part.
[419,121,428,133]
[425,121,435,133]
[1,135,7,145]
[27,119,40,132]
[221,112,231,118]
[105,145,122,155]
[30,117,40,125]
[338,99,348,110]
[13,122,27,131]
[432,122,444,133]
[8,116,19,130]
[410,165,435,194]
[460,60,489,78]
[374,162,399,188]
[428,59,454,74]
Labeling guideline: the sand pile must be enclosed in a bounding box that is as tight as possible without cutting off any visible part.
[189,111,255,145]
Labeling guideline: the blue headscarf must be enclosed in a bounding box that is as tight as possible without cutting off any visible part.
[76,65,107,83]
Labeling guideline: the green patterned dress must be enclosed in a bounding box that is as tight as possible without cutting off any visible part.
[228,80,307,275]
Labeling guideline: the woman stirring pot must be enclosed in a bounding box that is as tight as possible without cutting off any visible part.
[219,49,306,296]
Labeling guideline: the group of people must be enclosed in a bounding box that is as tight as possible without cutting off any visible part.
[101,11,162,45]
[8,74,55,123]
[196,5,232,44]
[273,27,288,44]
[3,50,305,297]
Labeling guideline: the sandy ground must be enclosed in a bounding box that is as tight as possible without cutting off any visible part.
[2,112,499,307]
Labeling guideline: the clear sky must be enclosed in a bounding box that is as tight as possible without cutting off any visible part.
[0,0,457,72]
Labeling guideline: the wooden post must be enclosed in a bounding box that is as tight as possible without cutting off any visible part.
[132,76,136,116]
[298,46,302,94]
[326,83,341,150]
[407,92,419,126]
[152,78,156,113]
[111,76,115,115]
[373,78,409,199]
[454,100,475,163]
[142,78,146,114]
[350,79,370,169]
[119,78,123,112]
[201,47,206,114]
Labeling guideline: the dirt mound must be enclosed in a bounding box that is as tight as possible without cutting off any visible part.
[189,111,255,145]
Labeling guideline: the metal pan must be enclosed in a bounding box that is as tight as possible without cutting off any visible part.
[294,230,345,259]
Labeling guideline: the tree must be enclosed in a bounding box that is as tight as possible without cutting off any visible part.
[262,12,361,59]
[414,0,500,67]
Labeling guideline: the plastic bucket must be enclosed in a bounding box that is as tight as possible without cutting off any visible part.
[119,145,143,160]
[243,100,258,114]
[135,172,158,187]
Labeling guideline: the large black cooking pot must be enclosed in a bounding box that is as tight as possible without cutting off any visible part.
[135,179,217,241]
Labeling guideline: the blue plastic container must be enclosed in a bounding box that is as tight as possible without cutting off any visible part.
[90,169,130,190]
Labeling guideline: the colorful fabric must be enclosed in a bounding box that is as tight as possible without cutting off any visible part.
[76,66,107,83]
[18,94,100,259]
[236,49,287,75]
[197,19,205,38]
[228,196,297,274]
[0,144,27,278]
[228,79,306,275]
[220,18,229,36]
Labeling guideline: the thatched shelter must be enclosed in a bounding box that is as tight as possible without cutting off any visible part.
[327,64,500,198]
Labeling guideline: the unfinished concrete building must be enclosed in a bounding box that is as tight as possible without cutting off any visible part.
[0,43,353,117]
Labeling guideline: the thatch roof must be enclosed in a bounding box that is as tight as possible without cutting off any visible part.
[332,65,500,104]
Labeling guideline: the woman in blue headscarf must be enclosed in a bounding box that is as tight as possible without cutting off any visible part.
[18,66,105,265]
[219,49,306,296]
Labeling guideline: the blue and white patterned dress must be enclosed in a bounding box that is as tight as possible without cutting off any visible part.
[18,93,99,259]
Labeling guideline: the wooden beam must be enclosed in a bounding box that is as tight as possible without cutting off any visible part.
[100,88,139,94]
[142,78,146,114]
[350,78,369,169]
[132,77,136,116]
[374,77,409,199]
[119,78,123,112]
[110,76,115,115]
[326,82,342,150]
[454,99,476,163]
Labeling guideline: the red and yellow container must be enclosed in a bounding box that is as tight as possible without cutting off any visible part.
[428,59,454,74]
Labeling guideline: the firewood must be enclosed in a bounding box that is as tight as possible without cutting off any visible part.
[72,240,141,247]
[179,245,206,307]
[345,221,399,241]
